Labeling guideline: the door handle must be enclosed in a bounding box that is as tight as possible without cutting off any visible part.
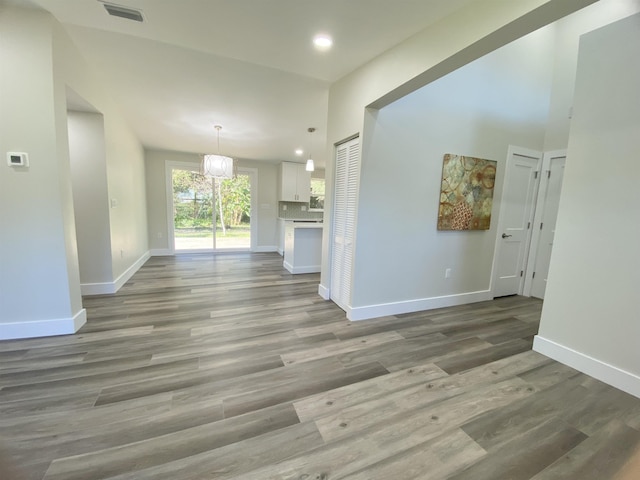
[502,233,512,239]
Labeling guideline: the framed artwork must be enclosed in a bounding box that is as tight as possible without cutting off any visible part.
[437,154,496,230]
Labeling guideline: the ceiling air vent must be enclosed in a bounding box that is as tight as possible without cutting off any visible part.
[101,2,144,22]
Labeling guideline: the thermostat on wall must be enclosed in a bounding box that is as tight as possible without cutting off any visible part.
[7,152,29,167]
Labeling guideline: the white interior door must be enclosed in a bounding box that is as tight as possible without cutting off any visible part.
[493,148,541,297]
[526,152,566,299]
[331,137,359,311]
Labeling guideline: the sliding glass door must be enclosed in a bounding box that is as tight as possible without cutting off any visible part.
[170,166,253,252]
[213,174,251,249]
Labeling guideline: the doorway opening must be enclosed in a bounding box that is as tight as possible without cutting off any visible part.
[168,164,256,252]
[66,88,113,295]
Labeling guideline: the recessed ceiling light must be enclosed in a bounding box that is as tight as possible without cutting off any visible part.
[295,149,304,156]
[313,34,333,51]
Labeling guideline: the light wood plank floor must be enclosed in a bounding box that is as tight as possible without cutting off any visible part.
[1,253,639,480]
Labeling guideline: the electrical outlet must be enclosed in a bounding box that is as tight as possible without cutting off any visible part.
[301,205,307,211]
[445,268,452,279]
[282,204,287,211]
[157,232,162,239]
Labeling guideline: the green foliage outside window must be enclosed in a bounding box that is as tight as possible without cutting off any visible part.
[310,178,325,210]
[172,170,250,231]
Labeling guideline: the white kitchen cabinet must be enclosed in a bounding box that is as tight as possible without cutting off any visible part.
[279,162,311,202]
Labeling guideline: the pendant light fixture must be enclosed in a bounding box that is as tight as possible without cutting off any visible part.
[305,127,315,172]
[202,124,234,178]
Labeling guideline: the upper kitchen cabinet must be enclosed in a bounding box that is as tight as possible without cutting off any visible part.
[279,162,311,202]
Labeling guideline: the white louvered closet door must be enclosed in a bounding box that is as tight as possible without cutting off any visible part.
[331,137,359,312]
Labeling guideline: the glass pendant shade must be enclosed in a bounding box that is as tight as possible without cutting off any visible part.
[305,158,315,172]
[305,127,316,172]
[202,154,233,178]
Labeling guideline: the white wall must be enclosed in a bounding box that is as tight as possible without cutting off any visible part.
[145,150,279,252]
[0,7,85,338]
[543,0,640,150]
[535,13,640,398]
[67,111,113,285]
[349,26,555,314]
[54,22,148,289]
[0,6,149,338]
[53,17,148,289]
[320,0,598,292]
[249,158,278,249]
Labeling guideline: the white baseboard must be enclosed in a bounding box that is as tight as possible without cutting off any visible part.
[0,308,86,340]
[318,284,330,300]
[114,251,150,291]
[254,245,278,253]
[81,251,150,296]
[150,248,173,256]
[81,281,117,296]
[347,290,493,321]
[277,247,284,256]
[283,261,321,274]
[533,335,640,400]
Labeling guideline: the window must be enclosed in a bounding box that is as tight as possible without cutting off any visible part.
[309,178,325,211]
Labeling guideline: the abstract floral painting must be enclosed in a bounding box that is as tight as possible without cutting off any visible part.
[437,154,497,230]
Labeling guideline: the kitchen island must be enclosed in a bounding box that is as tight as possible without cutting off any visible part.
[283,221,323,274]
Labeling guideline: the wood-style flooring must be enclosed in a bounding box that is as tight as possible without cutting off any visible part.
[1,253,639,480]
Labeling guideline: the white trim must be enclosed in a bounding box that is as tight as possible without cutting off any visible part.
[81,281,116,296]
[318,283,330,300]
[277,246,284,256]
[81,251,150,295]
[347,290,493,321]
[150,248,173,256]
[114,251,150,291]
[0,308,86,340]
[533,335,640,400]
[283,261,320,274]
[254,245,278,253]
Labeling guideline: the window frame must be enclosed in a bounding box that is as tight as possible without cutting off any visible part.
[308,177,325,212]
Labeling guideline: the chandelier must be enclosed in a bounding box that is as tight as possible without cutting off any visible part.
[202,124,234,178]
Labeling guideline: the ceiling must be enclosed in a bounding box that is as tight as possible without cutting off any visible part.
[19,0,483,166]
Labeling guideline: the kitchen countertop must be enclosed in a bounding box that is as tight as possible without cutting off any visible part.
[291,223,323,229]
